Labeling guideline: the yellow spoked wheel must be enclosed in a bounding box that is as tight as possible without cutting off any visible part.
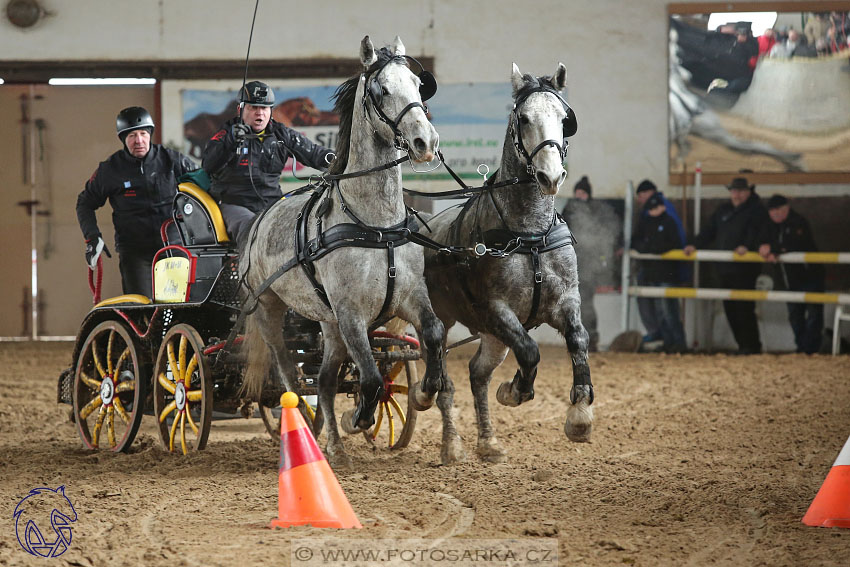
[153,324,212,454]
[72,320,146,452]
[362,358,418,450]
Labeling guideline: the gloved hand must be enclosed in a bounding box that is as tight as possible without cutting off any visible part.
[85,237,111,270]
[231,122,251,144]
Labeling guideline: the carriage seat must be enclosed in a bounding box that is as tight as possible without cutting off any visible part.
[174,182,231,246]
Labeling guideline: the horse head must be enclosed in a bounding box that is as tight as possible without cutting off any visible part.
[509,63,575,195]
[359,35,439,163]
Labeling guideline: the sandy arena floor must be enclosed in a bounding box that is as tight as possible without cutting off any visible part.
[1,341,849,566]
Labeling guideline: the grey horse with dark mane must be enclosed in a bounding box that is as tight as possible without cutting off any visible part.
[421,63,594,463]
[240,36,448,468]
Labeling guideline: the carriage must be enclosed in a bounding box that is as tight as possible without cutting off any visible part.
[57,181,421,455]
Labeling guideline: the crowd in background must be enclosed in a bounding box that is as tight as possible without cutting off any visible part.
[564,174,827,356]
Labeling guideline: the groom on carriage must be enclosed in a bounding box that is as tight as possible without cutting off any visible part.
[200,80,335,243]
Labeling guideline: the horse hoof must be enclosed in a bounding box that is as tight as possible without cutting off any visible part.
[496,381,520,407]
[441,435,467,465]
[476,438,507,463]
[410,381,435,411]
[564,402,594,443]
[328,450,352,470]
[340,408,363,435]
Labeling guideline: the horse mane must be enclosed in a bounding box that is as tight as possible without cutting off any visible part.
[514,73,559,102]
[328,47,397,175]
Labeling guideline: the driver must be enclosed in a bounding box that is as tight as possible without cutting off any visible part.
[201,80,335,243]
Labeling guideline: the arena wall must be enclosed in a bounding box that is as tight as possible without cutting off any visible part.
[1,0,847,348]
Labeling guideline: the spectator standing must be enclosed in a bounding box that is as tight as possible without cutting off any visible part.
[562,176,621,351]
[632,193,687,353]
[634,179,687,344]
[684,177,769,354]
[758,195,825,354]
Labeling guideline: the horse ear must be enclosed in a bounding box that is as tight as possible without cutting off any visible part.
[511,63,524,96]
[553,62,567,91]
[360,35,377,69]
[391,35,406,56]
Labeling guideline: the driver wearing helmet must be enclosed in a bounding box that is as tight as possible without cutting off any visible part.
[201,80,335,243]
[76,106,198,297]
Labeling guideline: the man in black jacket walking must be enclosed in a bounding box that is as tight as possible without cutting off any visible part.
[76,106,197,297]
[758,195,825,353]
[201,81,334,243]
[684,177,769,354]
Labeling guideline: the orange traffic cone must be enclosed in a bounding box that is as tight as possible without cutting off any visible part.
[269,392,362,529]
[802,434,850,528]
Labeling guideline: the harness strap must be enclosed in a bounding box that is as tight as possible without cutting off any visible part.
[525,246,542,328]
[377,241,396,322]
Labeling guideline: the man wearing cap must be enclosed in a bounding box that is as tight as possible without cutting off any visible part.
[632,193,688,353]
[684,177,769,354]
[76,106,198,296]
[201,80,335,243]
[758,195,825,353]
[634,179,687,344]
[562,175,621,351]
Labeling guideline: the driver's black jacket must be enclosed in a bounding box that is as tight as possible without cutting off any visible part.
[76,145,197,252]
[201,117,333,213]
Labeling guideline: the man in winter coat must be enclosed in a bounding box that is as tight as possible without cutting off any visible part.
[684,176,769,354]
[562,175,621,351]
[632,193,687,353]
[758,195,825,353]
[201,80,335,243]
[76,106,197,297]
[634,179,687,344]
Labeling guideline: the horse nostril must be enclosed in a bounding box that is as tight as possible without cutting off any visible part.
[558,170,567,187]
[536,171,550,187]
[413,138,427,152]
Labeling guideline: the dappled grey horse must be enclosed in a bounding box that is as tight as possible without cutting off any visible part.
[422,64,594,463]
[241,36,446,468]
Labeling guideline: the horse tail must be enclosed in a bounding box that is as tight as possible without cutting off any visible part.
[240,311,270,402]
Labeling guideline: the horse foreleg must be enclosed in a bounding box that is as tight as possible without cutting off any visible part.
[317,322,352,470]
[557,295,594,443]
[336,311,383,431]
[481,303,540,407]
[469,335,510,463]
[395,294,446,412]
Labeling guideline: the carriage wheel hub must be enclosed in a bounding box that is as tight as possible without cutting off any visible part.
[99,377,114,405]
[174,382,187,411]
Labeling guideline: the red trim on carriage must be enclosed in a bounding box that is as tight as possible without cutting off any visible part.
[368,331,420,349]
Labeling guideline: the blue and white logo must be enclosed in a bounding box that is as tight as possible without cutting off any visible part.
[13,486,77,558]
[124,181,131,188]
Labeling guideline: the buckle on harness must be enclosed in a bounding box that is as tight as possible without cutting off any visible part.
[388,266,397,278]
[535,271,543,283]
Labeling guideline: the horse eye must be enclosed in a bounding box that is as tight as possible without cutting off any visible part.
[382,86,390,96]
[519,115,530,125]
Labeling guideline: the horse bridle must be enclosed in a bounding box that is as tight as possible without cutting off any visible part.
[363,50,437,152]
[509,85,578,177]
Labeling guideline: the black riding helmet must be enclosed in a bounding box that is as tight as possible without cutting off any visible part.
[239,80,275,107]
[116,106,155,143]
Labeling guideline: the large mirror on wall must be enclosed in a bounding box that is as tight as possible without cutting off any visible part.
[668,2,850,184]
